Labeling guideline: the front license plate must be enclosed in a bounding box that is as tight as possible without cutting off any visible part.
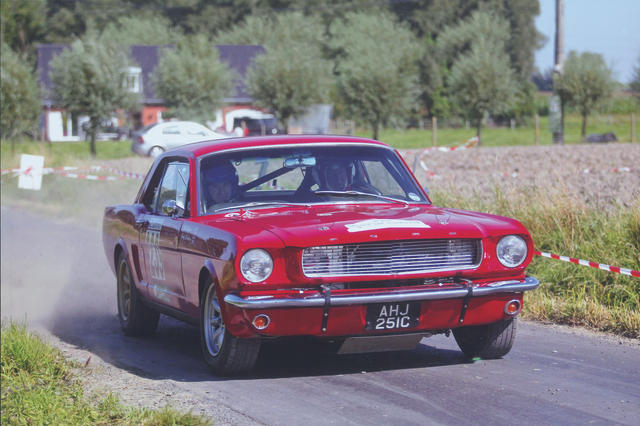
[365,302,421,331]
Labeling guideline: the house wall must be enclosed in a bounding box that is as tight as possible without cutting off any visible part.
[141,106,168,127]
[45,108,81,142]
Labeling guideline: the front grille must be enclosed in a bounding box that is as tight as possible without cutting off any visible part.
[302,239,481,277]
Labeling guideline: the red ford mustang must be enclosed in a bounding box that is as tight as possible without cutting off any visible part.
[103,135,538,375]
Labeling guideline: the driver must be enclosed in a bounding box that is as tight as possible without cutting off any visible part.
[202,161,239,207]
[318,159,354,191]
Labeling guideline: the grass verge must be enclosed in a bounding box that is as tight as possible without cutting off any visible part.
[1,321,210,425]
[1,139,133,169]
[431,187,640,338]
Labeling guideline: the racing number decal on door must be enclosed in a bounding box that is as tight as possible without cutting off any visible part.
[145,229,165,281]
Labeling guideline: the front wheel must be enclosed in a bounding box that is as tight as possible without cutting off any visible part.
[453,317,517,359]
[200,280,260,375]
[116,252,159,336]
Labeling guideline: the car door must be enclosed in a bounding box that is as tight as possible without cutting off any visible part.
[160,124,184,149]
[185,123,212,143]
[138,159,190,308]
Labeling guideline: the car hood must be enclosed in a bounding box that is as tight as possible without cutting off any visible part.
[220,203,526,247]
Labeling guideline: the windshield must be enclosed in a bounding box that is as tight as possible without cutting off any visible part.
[197,144,428,215]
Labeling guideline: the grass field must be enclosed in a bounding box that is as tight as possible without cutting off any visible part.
[0,322,210,425]
[1,139,132,169]
[356,113,638,149]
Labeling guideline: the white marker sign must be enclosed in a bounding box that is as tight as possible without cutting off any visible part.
[346,219,430,233]
[18,154,44,191]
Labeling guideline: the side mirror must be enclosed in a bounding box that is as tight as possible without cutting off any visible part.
[162,199,184,217]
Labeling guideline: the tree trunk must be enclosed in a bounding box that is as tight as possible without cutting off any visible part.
[476,120,482,146]
[581,113,587,139]
[90,132,97,157]
[372,122,379,141]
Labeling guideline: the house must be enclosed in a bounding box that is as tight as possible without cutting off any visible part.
[36,44,266,142]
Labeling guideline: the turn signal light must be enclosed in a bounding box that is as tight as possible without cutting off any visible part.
[252,314,270,330]
[504,300,522,316]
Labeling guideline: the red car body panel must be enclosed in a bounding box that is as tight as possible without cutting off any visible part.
[103,135,537,341]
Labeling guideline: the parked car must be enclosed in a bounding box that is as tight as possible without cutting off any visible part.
[232,116,283,136]
[131,121,227,157]
[103,135,539,375]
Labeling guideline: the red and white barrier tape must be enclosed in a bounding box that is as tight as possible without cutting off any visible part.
[90,166,146,180]
[1,165,145,181]
[583,167,633,174]
[534,250,640,278]
[417,136,479,157]
[52,171,124,181]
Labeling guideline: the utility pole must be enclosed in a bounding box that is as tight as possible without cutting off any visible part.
[551,0,565,144]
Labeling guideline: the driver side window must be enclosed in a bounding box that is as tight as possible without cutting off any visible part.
[152,161,190,216]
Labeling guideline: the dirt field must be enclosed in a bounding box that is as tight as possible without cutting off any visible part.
[406,142,640,208]
[101,142,640,208]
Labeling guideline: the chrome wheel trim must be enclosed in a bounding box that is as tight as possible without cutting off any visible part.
[117,261,131,322]
[204,285,225,357]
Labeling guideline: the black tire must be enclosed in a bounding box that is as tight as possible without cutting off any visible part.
[116,252,159,336]
[453,317,517,359]
[200,279,261,376]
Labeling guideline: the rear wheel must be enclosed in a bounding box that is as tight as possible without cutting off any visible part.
[453,317,517,359]
[116,252,159,336]
[200,279,260,375]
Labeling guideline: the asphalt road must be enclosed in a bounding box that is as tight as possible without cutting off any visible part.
[2,205,639,425]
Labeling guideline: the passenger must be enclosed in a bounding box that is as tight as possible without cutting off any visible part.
[202,161,239,208]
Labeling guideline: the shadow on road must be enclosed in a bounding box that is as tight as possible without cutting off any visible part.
[51,301,469,382]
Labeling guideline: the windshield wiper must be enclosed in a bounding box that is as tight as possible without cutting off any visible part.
[313,190,409,206]
[213,201,308,213]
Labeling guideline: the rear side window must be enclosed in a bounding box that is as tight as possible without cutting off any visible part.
[162,126,180,135]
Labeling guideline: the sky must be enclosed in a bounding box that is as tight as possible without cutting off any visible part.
[534,0,640,83]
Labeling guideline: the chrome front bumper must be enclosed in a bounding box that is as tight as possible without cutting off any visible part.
[224,276,539,309]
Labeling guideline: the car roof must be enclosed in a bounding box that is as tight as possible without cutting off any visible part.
[170,135,393,158]
[155,121,208,127]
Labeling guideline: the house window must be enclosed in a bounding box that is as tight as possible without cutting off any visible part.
[124,67,142,93]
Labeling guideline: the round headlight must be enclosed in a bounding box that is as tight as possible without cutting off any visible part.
[240,249,273,283]
[496,235,528,268]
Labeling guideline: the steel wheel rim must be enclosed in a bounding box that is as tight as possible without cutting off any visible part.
[117,261,131,322]
[204,285,225,357]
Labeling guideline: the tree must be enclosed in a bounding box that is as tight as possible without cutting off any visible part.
[556,51,614,138]
[217,12,332,131]
[439,11,518,143]
[100,15,183,45]
[247,45,332,132]
[153,35,234,123]
[329,12,420,140]
[50,35,138,156]
[1,0,47,59]
[446,38,517,142]
[0,44,41,146]
[630,54,640,95]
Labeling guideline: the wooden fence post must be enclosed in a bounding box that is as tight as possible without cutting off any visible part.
[432,116,437,146]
